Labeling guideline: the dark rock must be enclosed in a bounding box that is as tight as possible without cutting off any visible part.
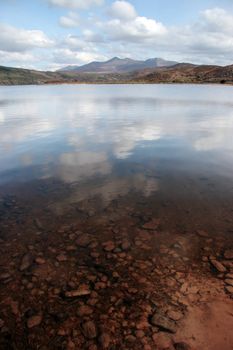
[81,321,98,339]
[19,253,33,271]
[77,305,93,316]
[224,250,233,260]
[27,314,42,328]
[76,234,92,247]
[65,285,91,298]
[0,273,11,280]
[150,313,176,333]
[142,219,160,230]
[209,258,226,273]
[174,342,191,350]
[99,332,111,349]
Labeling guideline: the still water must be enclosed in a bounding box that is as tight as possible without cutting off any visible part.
[1,84,233,232]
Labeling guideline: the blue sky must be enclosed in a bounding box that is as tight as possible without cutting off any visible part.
[1,0,233,70]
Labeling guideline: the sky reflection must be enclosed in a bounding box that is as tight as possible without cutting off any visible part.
[0,84,233,191]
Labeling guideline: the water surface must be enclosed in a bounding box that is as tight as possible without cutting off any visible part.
[1,84,233,232]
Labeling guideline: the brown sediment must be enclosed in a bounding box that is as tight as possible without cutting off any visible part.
[0,182,233,349]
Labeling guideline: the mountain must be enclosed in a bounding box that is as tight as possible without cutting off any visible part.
[0,63,233,85]
[58,57,178,73]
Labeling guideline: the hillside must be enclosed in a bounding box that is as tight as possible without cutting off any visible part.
[0,62,233,86]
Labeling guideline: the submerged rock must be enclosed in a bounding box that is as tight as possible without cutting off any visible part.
[27,314,42,328]
[224,250,233,260]
[209,258,226,273]
[81,321,98,339]
[19,253,33,271]
[65,285,91,298]
[150,312,176,333]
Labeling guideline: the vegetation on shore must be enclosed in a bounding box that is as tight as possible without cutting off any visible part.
[0,63,233,86]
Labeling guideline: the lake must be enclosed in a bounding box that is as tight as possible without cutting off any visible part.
[0,84,233,349]
[1,84,233,232]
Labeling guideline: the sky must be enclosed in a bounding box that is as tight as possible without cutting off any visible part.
[1,0,233,70]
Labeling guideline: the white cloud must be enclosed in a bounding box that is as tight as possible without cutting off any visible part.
[48,0,104,10]
[105,17,167,42]
[108,1,137,21]
[0,23,53,53]
[200,8,233,34]
[53,48,107,65]
[59,12,80,28]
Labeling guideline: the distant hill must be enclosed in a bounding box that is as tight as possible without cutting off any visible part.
[58,57,178,73]
[0,62,233,85]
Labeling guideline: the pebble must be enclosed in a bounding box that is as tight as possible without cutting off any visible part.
[0,273,11,280]
[81,321,98,339]
[224,250,233,260]
[27,315,42,328]
[225,285,233,294]
[142,219,160,230]
[167,310,183,321]
[65,285,91,298]
[99,332,111,349]
[225,279,233,286]
[19,253,33,271]
[35,257,46,265]
[209,258,226,273]
[77,305,93,316]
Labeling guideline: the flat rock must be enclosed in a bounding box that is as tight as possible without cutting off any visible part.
[81,321,97,339]
[225,279,233,286]
[65,285,91,298]
[56,254,67,262]
[224,250,233,260]
[142,219,160,230]
[0,273,11,280]
[150,312,176,333]
[197,230,208,238]
[77,305,93,316]
[99,332,111,349]
[102,241,115,252]
[27,315,42,328]
[225,285,233,294]
[209,258,226,273]
[19,253,33,271]
[76,234,92,247]
[35,257,46,265]
[174,342,191,350]
[167,310,183,321]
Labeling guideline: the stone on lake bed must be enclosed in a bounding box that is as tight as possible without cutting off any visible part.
[99,332,111,349]
[142,218,160,230]
[56,254,67,262]
[224,250,233,260]
[65,285,91,298]
[81,321,98,339]
[167,310,183,321]
[150,312,176,333]
[19,253,34,271]
[76,234,92,247]
[77,305,93,316]
[27,315,42,328]
[225,285,233,294]
[225,279,233,287]
[102,241,115,252]
[209,258,226,273]
[0,273,11,280]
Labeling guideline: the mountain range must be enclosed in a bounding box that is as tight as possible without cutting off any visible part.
[58,57,178,73]
[0,57,233,85]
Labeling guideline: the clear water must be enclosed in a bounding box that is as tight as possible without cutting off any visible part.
[1,84,233,232]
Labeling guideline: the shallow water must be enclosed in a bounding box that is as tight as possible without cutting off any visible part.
[1,84,233,232]
[1,84,233,349]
